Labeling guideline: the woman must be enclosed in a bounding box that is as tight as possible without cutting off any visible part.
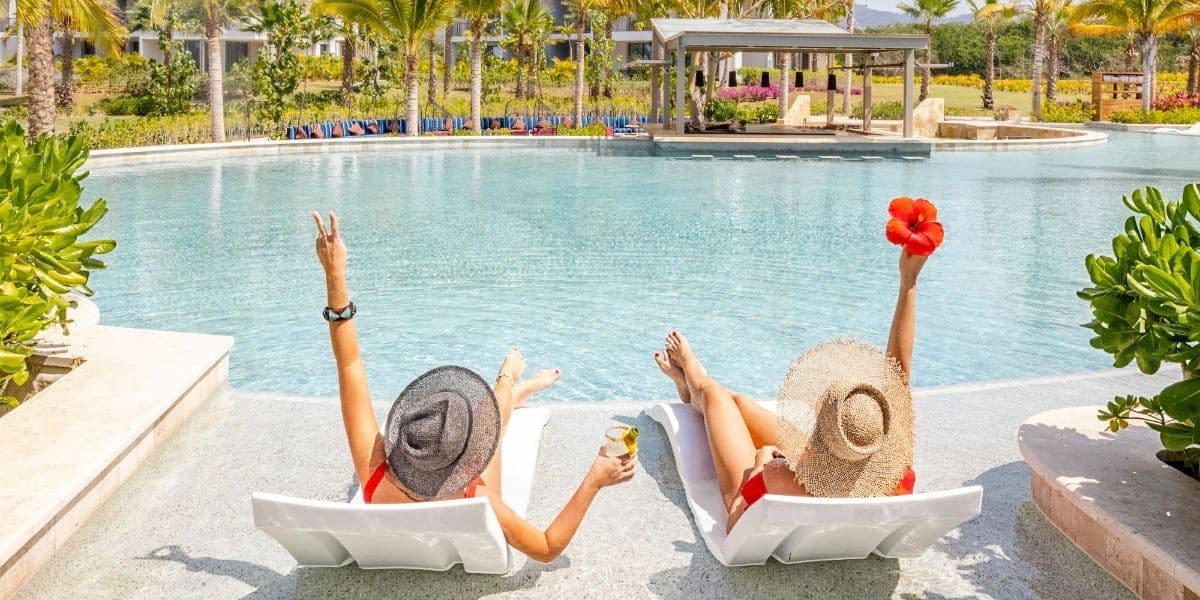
[654,249,926,532]
[312,211,637,563]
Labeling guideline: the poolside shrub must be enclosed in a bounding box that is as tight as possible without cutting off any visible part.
[1080,184,1200,473]
[851,100,905,120]
[735,102,779,124]
[1041,100,1093,123]
[0,121,115,408]
[704,98,738,122]
[1109,107,1200,124]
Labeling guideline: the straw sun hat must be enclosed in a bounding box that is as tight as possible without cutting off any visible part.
[776,340,914,498]
[383,365,501,500]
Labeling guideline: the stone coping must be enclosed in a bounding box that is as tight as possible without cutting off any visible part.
[1086,122,1193,133]
[0,326,233,599]
[80,122,1113,168]
[931,127,1108,151]
[84,136,644,168]
[1018,406,1200,599]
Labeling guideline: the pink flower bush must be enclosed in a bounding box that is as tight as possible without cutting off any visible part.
[1153,92,1200,111]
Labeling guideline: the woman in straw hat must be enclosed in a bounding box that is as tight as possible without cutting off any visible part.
[312,212,637,563]
[655,249,927,532]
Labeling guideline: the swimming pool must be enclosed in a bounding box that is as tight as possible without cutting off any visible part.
[84,134,1200,400]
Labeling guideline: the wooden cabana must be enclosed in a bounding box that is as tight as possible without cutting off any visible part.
[650,18,929,138]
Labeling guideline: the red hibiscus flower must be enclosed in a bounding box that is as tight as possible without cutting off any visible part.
[886,197,944,256]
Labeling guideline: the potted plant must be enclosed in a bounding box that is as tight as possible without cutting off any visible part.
[0,120,115,411]
[1079,183,1200,480]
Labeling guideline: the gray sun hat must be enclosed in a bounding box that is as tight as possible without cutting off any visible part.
[383,365,501,500]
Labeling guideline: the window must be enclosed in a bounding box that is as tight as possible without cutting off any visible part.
[628,43,651,61]
[224,41,249,71]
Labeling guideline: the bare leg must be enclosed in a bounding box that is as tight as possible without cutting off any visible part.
[727,389,779,448]
[665,332,756,512]
[481,351,560,495]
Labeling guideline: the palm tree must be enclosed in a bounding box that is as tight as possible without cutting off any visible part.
[143,0,255,142]
[500,0,552,100]
[318,0,455,135]
[971,0,1014,109]
[55,0,125,111]
[898,0,960,102]
[1187,26,1199,93]
[1044,0,1074,101]
[9,0,123,139]
[341,23,356,105]
[1071,0,1200,111]
[459,0,501,133]
[986,0,1058,119]
[561,0,594,125]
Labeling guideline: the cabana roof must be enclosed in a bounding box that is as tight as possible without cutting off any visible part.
[651,18,928,52]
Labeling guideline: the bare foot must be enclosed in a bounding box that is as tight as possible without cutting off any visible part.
[654,349,690,404]
[514,368,561,408]
[498,347,526,384]
[664,331,710,403]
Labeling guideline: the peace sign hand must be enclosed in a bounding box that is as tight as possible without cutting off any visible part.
[312,211,347,278]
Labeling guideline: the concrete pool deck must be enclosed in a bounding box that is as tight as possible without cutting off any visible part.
[15,368,1178,599]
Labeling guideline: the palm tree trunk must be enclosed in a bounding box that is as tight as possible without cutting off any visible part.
[57,21,75,109]
[515,44,525,100]
[1141,34,1156,112]
[983,23,996,110]
[842,1,854,114]
[525,45,535,99]
[919,20,932,102]
[602,18,613,98]
[1046,32,1058,102]
[1189,37,1198,94]
[470,22,483,134]
[574,12,585,126]
[443,26,452,99]
[406,50,420,135]
[427,36,436,107]
[779,52,790,115]
[1030,13,1046,121]
[205,19,226,143]
[341,25,355,106]
[25,17,55,141]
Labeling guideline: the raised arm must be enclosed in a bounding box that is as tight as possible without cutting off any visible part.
[886,249,928,381]
[312,212,378,485]
[485,448,636,563]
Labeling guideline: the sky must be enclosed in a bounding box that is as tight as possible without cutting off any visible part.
[856,0,974,17]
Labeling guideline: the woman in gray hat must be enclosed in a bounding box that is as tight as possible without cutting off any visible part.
[655,249,928,532]
[312,212,637,563]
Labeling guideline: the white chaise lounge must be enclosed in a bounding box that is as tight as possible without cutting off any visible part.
[251,407,550,574]
[648,402,983,566]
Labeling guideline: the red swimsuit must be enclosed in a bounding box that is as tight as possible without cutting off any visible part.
[739,466,917,508]
[362,463,482,503]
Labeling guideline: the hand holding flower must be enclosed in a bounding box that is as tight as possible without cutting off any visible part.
[885,197,944,257]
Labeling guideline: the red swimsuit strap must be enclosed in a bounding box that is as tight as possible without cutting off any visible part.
[362,462,389,504]
[739,471,768,508]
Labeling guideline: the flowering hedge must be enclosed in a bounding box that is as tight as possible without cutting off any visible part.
[1153,92,1200,111]
[715,83,862,101]
[870,73,1187,96]
[1110,107,1200,124]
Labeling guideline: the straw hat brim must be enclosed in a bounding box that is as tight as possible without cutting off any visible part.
[776,339,913,497]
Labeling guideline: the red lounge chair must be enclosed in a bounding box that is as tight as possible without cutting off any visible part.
[311,125,325,139]
[332,122,345,138]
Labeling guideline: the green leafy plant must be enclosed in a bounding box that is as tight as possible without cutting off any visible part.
[0,120,116,407]
[1080,184,1200,471]
[704,98,738,122]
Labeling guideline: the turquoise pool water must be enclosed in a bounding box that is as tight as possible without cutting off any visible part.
[84,134,1200,400]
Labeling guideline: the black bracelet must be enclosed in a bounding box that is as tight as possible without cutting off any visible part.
[323,301,356,322]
